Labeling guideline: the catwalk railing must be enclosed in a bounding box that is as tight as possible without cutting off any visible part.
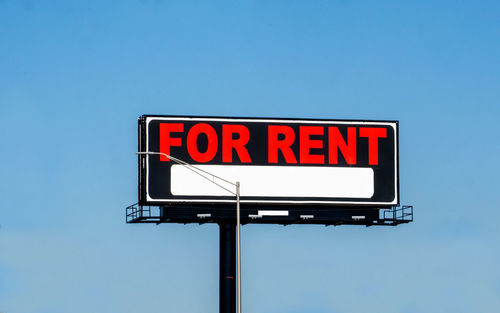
[126,203,413,226]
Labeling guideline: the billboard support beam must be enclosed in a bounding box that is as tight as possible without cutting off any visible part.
[220,222,236,313]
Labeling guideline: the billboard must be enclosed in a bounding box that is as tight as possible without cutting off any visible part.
[138,115,398,208]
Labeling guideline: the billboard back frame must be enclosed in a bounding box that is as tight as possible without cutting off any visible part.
[138,114,400,210]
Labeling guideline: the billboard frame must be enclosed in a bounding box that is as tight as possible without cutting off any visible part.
[138,114,400,209]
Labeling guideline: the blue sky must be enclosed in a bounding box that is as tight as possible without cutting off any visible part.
[1,1,499,312]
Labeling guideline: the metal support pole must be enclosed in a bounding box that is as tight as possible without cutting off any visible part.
[236,182,241,313]
[220,223,236,313]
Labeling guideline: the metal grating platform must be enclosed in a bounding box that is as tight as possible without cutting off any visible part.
[126,203,413,226]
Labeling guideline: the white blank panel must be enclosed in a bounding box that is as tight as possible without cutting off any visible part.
[170,165,374,199]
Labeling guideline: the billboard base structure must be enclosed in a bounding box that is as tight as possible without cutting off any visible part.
[126,204,413,226]
[125,204,412,313]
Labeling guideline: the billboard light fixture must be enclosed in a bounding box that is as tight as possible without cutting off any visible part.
[258,210,289,216]
[352,215,366,220]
